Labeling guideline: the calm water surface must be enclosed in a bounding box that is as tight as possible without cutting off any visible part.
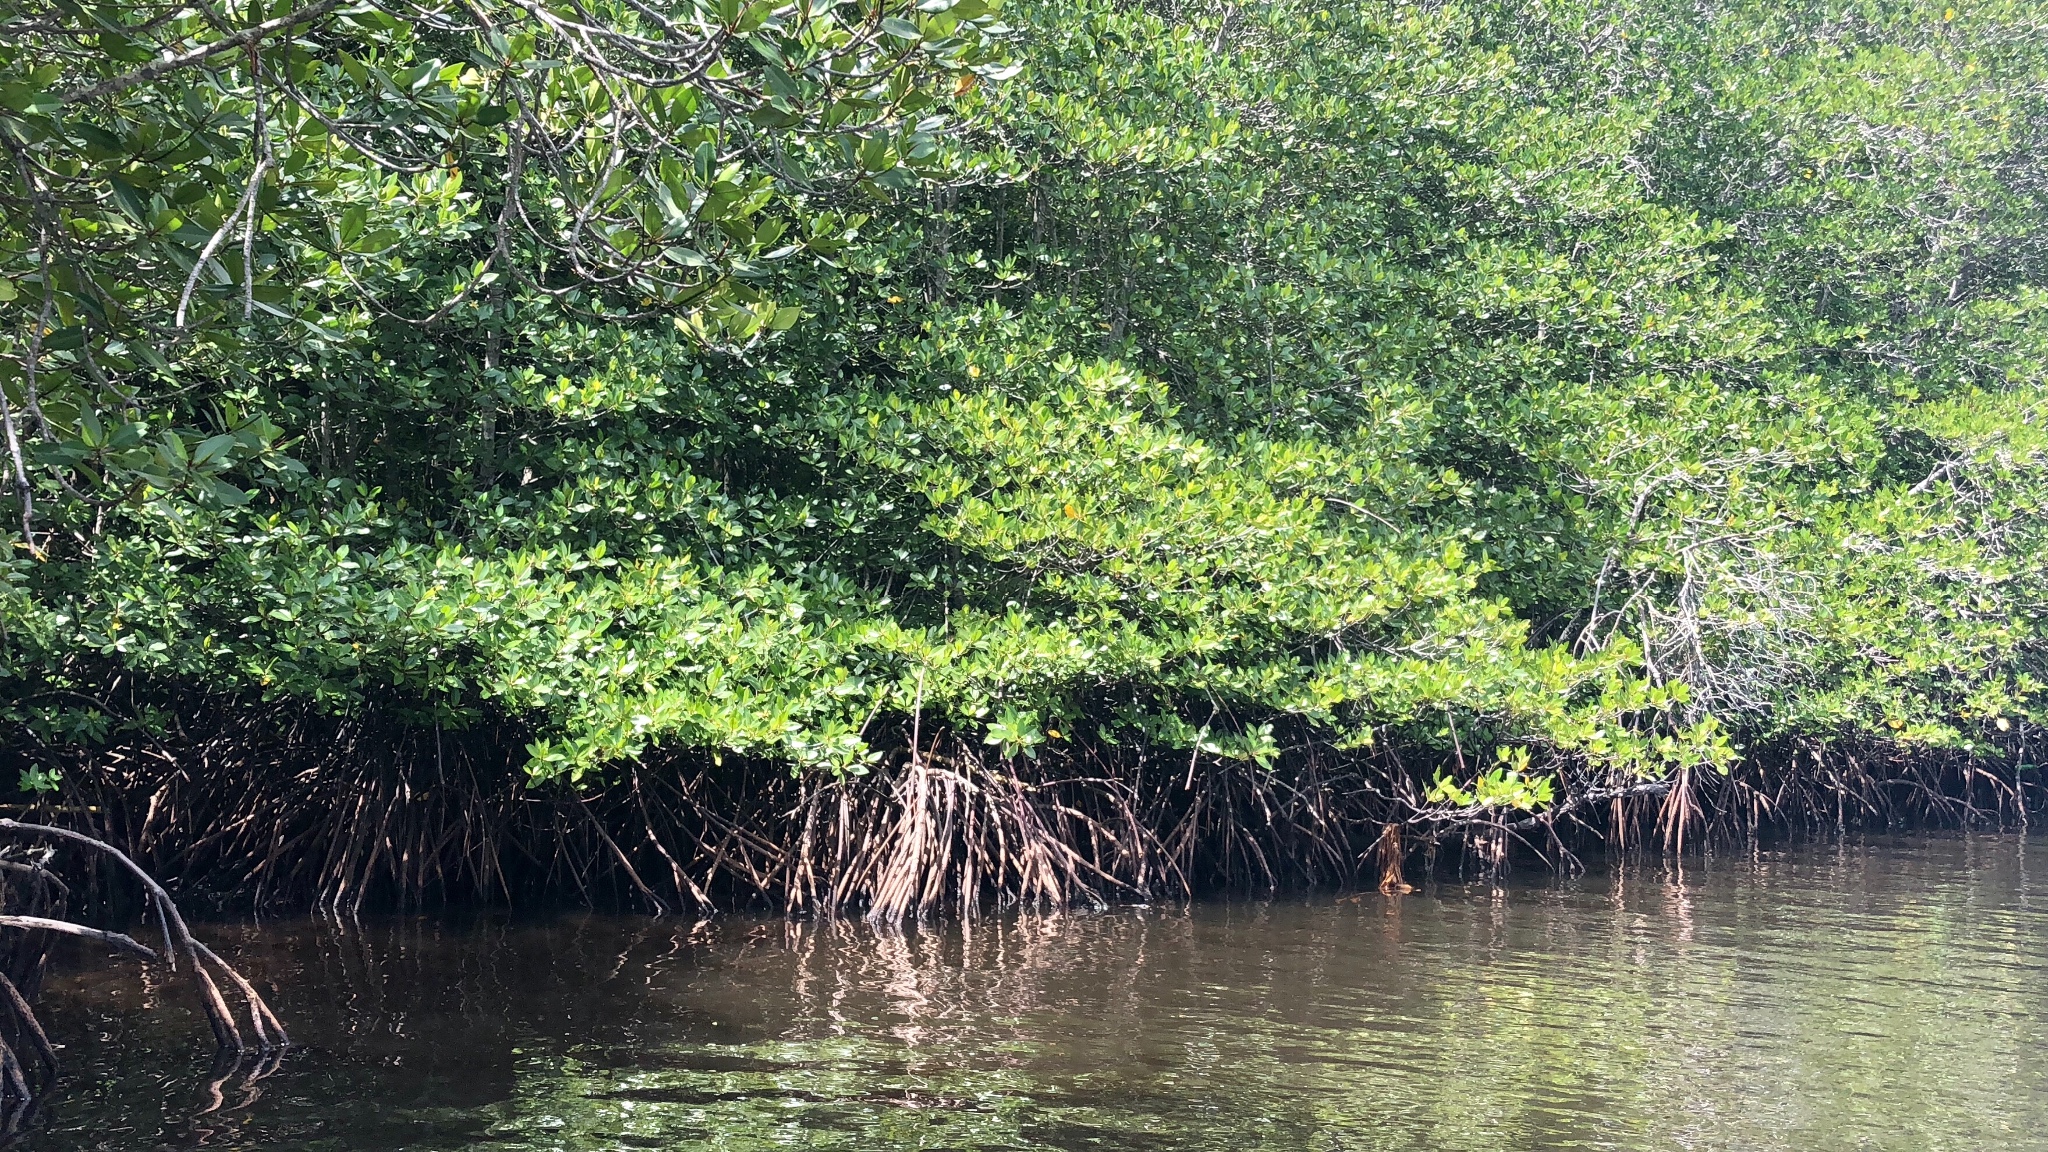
[26,835,2048,1150]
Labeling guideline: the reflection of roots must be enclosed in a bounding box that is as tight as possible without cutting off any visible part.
[22,699,2048,917]
[0,821,286,1141]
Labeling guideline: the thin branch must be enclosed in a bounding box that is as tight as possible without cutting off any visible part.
[58,0,345,106]
[176,152,269,331]
[0,915,156,960]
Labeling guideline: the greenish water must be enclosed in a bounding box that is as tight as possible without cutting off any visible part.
[28,835,2048,1150]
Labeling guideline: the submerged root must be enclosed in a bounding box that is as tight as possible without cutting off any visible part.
[0,819,286,1139]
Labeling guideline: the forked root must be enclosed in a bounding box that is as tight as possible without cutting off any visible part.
[0,818,286,1125]
[20,704,2048,920]
[853,750,1134,925]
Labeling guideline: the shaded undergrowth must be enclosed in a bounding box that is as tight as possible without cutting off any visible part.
[6,699,2039,921]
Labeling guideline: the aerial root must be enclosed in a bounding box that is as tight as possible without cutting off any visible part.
[20,702,2048,918]
[0,819,286,1084]
[1375,824,1412,894]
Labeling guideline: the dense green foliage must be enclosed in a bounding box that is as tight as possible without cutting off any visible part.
[2,0,2045,817]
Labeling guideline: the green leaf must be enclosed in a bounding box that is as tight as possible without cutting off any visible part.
[108,175,150,222]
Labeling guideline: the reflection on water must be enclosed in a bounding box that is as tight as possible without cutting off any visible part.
[26,835,2048,1150]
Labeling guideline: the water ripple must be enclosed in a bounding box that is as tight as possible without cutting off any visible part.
[26,833,2048,1151]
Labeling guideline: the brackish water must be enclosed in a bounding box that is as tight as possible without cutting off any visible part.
[25,835,2048,1150]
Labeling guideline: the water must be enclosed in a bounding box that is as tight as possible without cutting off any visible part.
[23,835,2048,1150]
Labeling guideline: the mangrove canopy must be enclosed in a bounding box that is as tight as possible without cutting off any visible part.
[0,0,2044,911]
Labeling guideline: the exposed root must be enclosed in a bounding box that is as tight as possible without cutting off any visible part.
[0,974,55,1079]
[9,697,2047,920]
[0,820,285,1053]
[0,819,288,1140]
[1374,824,1412,894]
[1657,767,1697,854]
[0,917,154,960]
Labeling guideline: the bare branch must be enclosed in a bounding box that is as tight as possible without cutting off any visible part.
[0,915,157,961]
[58,0,345,107]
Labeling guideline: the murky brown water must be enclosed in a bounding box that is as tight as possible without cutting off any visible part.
[21,834,2048,1150]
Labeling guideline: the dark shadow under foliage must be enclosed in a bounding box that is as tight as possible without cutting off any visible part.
[7,697,2042,919]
